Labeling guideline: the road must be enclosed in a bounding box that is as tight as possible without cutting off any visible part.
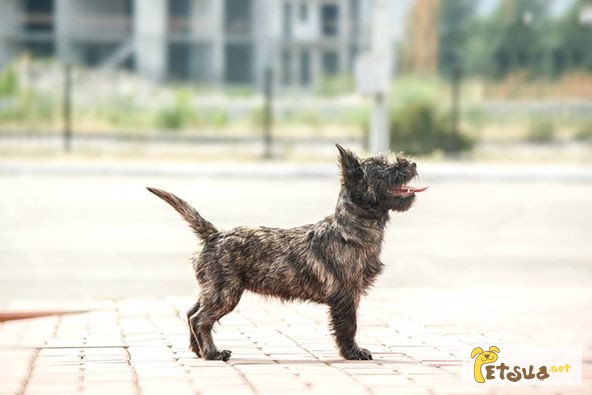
[1,164,591,302]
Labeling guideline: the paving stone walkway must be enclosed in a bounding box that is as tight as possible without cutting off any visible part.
[1,288,591,395]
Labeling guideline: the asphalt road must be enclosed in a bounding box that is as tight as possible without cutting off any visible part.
[1,165,591,302]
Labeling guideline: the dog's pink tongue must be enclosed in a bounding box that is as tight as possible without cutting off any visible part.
[407,186,429,193]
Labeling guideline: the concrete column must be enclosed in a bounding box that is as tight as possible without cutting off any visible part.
[368,0,392,154]
[254,0,275,90]
[253,0,263,89]
[339,0,349,73]
[55,0,75,63]
[133,0,167,81]
[211,0,225,86]
[0,1,20,67]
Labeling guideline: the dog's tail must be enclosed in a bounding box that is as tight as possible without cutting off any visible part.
[146,187,218,242]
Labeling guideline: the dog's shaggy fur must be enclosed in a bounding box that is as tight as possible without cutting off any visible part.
[147,144,424,361]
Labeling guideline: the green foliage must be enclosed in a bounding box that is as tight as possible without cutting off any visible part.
[574,120,592,142]
[314,75,354,97]
[438,0,479,77]
[390,76,445,105]
[551,0,592,76]
[343,106,369,131]
[443,0,592,79]
[0,90,59,129]
[389,101,473,155]
[526,118,555,142]
[96,95,144,127]
[224,86,254,98]
[250,106,264,127]
[196,108,227,128]
[155,90,196,130]
[0,65,19,97]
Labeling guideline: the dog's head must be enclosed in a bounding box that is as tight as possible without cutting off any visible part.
[471,346,500,365]
[336,144,427,213]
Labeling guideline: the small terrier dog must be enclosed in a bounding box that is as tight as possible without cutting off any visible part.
[147,144,427,361]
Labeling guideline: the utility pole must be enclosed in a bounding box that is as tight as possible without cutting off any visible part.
[367,0,392,154]
[262,67,273,159]
[449,62,462,152]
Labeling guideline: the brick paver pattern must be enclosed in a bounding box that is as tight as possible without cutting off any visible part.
[1,289,591,395]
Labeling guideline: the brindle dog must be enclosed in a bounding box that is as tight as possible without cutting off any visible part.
[147,144,427,361]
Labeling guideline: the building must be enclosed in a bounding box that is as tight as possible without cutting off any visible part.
[0,0,376,90]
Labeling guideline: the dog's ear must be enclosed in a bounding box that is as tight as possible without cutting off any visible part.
[471,347,483,358]
[336,144,362,184]
[489,346,500,354]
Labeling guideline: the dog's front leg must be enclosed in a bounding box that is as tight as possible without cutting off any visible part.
[328,294,372,360]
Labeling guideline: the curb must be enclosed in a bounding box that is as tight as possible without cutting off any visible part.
[1,161,592,182]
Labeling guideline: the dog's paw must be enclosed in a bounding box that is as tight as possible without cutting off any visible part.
[204,349,232,361]
[343,347,373,360]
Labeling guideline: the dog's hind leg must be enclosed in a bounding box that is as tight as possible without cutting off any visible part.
[186,300,201,356]
[328,293,372,360]
[190,285,242,361]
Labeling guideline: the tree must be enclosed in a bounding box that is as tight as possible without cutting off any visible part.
[437,0,479,77]
[486,0,551,78]
[551,0,592,76]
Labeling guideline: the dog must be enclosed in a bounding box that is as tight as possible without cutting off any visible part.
[147,144,427,361]
[471,346,500,383]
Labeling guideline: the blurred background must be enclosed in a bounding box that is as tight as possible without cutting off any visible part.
[0,0,591,302]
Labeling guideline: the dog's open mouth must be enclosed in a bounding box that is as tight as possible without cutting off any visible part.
[390,185,429,198]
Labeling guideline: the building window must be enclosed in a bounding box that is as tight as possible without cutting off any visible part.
[24,41,54,58]
[322,51,339,75]
[169,43,191,80]
[24,0,54,33]
[80,43,119,67]
[124,0,134,17]
[300,51,310,86]
[321,4,339,37]
[25,0,53,13]
[281,50,292,85]
[168,42,212,82]
[283,2,292,39]
[169,0,191,17]
[225,43,253,84]
[169,0,191,32]
[225,0,251,34]
[300,3,308,21]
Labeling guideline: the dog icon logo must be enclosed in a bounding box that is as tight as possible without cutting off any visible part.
[471,346,500,383]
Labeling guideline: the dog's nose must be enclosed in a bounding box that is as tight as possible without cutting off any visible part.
[484,353,489,358]
[411,162,416,168]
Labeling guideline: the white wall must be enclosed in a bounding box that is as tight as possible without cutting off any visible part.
[293,2,320,42]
